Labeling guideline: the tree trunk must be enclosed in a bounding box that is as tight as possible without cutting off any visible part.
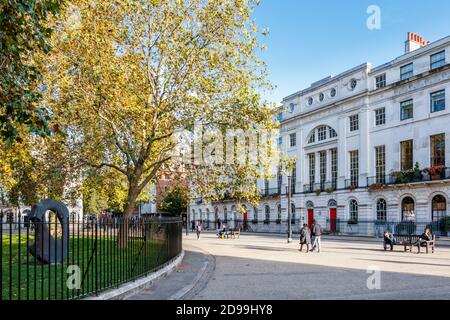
[117,186,140,248]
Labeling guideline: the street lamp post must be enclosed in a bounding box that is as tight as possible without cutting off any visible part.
[287,175,292,243]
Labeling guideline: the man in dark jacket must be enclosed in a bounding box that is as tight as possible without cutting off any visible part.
[383,231,395,251]
[311,220,322,253]
[299,224,312,253]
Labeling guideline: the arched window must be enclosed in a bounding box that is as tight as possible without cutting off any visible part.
[277,204,282,221]
[214,207,219,222]
[349,200,358,223]
[376,199,387,221]
[432,195,447,221]
[307,125,338,145]
[291,203,296,224]
[199,209,203,222]
[306,201,314,209]
[206,209,210,227]
[328,199,337,208]
[401,197,415,221]
[192,209,196,222]
[264,205,270,223]
[224,207,228,223]
[253,207,258,223]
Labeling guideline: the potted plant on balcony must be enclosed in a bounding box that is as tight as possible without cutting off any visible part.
[326,187,335,194]
[425,165,446,180]
[368,182,382,192]
[314,188,322,196]
[412,162,423,182]
[348,184,356,192]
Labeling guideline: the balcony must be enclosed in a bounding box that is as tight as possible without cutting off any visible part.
[303,183,314,194]
[303,181,337,194]
[345,179,359,190]
[260,188,281,198]
[367,167,450,190]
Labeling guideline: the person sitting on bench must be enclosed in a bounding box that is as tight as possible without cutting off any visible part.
[383,231,395,251]
[415,228,432,249]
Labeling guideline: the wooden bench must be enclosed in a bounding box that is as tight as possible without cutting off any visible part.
[392,234,435,253]
[417,235,436,254]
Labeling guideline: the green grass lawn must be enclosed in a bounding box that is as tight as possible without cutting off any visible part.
[1,233,170,300]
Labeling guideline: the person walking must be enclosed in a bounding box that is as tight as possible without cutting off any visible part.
[217,218,222,230]
[311,220,323,253]
[299,224,312,253]
[196,222,202,240]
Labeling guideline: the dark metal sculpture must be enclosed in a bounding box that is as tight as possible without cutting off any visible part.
[28,199,69,264]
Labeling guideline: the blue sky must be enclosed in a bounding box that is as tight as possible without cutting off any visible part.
[253,0,450,104]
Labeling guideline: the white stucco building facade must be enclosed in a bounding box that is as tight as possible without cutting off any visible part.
[190,33,450,237]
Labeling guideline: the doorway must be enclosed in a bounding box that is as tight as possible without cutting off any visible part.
[308,208,314,228]
[329,208,337,232]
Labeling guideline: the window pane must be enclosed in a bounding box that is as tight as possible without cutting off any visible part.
[401,140,413,171]
[349,114,359,132]
[329,127,338,138]
[431,51,446,70]
[290,133,296,147]
[431,90,445,113]
[375,108,386,126]
[331,149,338,189]
[319,151,327,188]
[376,74,386,89]
[377,199,387,221]
[400,100,413,120]
[431,134,445,166]
[308,153,315,187]
[350,150,359,187]
[350,200,358,222]
[375,146,386,183]
[318,126,327,141]
[400,63,413,80]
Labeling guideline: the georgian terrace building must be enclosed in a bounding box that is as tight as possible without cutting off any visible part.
[189,33,450,237]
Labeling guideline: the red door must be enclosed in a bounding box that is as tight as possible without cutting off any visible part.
[329,208,337,232]
[243,211,248,222]
[308,209,314,228]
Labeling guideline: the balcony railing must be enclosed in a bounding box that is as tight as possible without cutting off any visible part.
[345,179,359,190]
[303,183,314,194]
[260,188,281,197]
[367,167,450,189]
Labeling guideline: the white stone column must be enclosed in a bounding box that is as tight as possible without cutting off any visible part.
[338,116,347,188]
[359,106,371,187]
[315,152,320,184]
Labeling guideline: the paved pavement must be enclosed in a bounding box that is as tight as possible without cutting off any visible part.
[128,233,450,300]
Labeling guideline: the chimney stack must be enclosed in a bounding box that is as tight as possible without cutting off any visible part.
[405,32,430,53]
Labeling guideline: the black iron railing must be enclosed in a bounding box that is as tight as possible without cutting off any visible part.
[0,216,182,300]
[367,168,450,189]
[326,219,450,237]
[303,183,314,194]
[345,179,359,190]
[259,188,281,197]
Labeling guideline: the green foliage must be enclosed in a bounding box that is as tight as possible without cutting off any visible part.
[160,187,188,216]
[0,0,64,142]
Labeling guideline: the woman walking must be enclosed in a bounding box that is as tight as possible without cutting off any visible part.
[196,222,202,240]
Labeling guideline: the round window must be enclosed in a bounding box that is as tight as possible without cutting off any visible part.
[319,93,324,102]
[330,88,336,97]
[350,79,357,90]
[308,97,313,105]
